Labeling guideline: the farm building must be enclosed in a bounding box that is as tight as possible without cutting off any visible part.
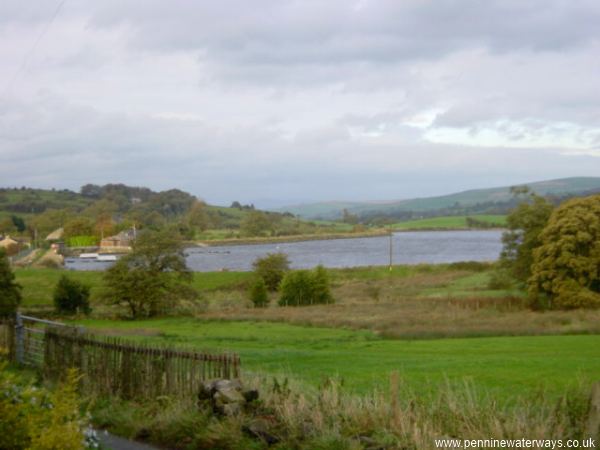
[100,229,136,250]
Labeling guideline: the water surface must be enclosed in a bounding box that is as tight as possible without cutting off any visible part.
[65,230,503,272]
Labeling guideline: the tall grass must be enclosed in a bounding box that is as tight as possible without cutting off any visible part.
[90,373,597,449]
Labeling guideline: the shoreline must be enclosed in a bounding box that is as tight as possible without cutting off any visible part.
[192,227,505,247]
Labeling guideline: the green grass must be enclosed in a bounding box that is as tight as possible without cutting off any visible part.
[15,268,254,308]
[73,318,600,399]
[391,215,506,230]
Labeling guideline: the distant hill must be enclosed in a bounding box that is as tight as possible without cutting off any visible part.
[275,177,600,220]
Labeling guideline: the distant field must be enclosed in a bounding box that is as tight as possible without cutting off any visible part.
[15,268,253,308]
[73,318,600,399]
[392,215,506,230]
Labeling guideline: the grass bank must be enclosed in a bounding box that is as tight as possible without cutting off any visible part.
[197,229,389,246]
[391,215,506,231]
[74,318,600,400]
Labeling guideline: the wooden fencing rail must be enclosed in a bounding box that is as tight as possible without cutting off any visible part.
[44,327,241,400]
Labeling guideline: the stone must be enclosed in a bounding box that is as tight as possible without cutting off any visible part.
[242,389,259,402]
[243,419,280,445]
[215,386,246,405]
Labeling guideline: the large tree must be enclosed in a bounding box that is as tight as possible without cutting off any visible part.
[103,229,197,318]
[499,188,554,283]
[528,194,600,309]
[0,249,21,317]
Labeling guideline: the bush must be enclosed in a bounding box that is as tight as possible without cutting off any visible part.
[279,265,333,307]
[528,194,600,309]
[249,278,269,308]
[0,364,97,450]
[253,252,290,291]
[487,270,514,290]
[0,248,21,318]
[53,275,91,315]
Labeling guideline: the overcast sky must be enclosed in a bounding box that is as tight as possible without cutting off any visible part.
[0,1,599,207]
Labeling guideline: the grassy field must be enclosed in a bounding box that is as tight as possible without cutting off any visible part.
[15,265,600,339]
[391,214,506,230]
[14,268,254,308]
[73,318,600,400]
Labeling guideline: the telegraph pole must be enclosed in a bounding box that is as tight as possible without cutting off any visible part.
[388,227,393,271]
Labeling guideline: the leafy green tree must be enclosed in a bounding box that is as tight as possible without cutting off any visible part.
[528,194,600,309]
[0,249,21,317]
[312,265,333,305]
[241,211,272,237]
[253,252,290,291]
[53,275,91,315]
[500,188,553,282]
[186,200,210,233]
[249,278,269,308]
[103,229,197,318]
[63,216,95,240]
[278,266,334,307]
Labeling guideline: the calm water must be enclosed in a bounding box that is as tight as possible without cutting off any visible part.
[65,230,503,272]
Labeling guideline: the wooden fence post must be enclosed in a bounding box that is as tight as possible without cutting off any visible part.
[586,381,600,440]
[15,312,24,365]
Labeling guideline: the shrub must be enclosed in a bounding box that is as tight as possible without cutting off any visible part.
[53,275,91,315]
[253,252,290,291]
[0,364,97,450]
[249,278,269,308]
[487,270,514,290]
[0,248,21,318]
[279,265,333,307]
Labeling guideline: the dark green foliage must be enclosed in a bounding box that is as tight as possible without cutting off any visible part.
[279,265,333,307]
[0,249,21,317]
[53,275,91,315]
[500,189,554,283]
[529,194,600,309]
[253,253,290,291]
[249,278,269,307]
[103,229,197,318]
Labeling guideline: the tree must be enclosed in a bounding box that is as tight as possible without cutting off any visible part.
[253,253,290,291]
[0,249,21,317]
[63,217,95,240]
[240,211,272,237]
[53,275,91,315]
[278,266,334,307]
[249,278,269,307]
[102,229,197,318]
[499,189,553,283]
[186,200,210,232]
[528,194,600,309]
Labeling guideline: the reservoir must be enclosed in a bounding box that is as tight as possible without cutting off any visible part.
[65,229,503,272]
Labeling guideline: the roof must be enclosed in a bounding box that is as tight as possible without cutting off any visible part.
[45,227,64,241]
[0,236,19,247]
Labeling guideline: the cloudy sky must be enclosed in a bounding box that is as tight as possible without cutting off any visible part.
[1,1,599,207]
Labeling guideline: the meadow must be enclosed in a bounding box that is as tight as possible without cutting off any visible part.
[72,318,600,400]
[11,264,600,447]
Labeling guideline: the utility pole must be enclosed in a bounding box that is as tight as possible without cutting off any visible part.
[388,228,393,272]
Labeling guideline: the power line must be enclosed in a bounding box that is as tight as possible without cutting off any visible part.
[1,0,67,99]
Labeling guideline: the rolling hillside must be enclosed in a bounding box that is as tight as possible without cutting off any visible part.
[275,177,600,220]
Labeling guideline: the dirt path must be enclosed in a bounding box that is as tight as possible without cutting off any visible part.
[97,431,163,450]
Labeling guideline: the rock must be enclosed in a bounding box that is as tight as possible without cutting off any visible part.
[221,402,242,416]
[198,378,259,417]
[215,386,246,404]
[243,419,280,445]
[242,389,259,402]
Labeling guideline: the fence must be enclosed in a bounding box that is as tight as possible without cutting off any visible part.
[3,313,241,400]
